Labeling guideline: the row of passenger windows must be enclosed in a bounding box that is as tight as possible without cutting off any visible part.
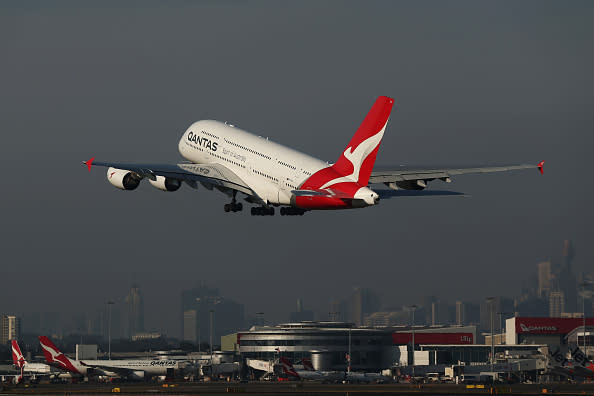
[224,138,271,160]
[211,151,246,169]
[201,130,219,139]
[254,169,278,182]
[278,160,296,170]
[285,182,297,190]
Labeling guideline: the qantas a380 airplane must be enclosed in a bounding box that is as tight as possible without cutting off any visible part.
[84,96,543,216]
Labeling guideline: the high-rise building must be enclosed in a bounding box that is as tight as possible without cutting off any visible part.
[1,315,21,344]
[422,296,438,325]
[183,310,198,343]
[289,298,314,322]
[456,301,465,326]
[328,299,348,322]
[351,288,380,326]
[480,297,513,333]
[537,261,552,298]
[181,285,244,345]
[549,291,565,317]
[125,285,144,339]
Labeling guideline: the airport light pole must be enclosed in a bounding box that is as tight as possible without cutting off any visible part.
[496,312,509,345]
[209,309,215,364]
[347,326,352,374]
[486,297,495,373]
[579,281,592,354]
[408,305,417,378]
[106,300,114,360]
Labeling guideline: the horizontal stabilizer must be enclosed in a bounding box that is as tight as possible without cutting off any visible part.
[291,189,352,199]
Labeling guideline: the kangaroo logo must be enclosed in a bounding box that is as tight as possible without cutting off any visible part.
[280,357,299,377]
[11,342,25,368]
[319,122,387,189]
[40,340,72,370]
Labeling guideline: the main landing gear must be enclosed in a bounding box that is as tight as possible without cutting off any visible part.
[224,192,243,213]
[280,207,306,216]
[251,206,275,216]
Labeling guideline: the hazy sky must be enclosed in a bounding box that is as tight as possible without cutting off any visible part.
[1,1,593,336]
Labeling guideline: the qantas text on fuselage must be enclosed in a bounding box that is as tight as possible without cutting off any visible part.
[84,96,543,216]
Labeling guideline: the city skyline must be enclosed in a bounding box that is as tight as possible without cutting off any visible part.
[4,243,593,341]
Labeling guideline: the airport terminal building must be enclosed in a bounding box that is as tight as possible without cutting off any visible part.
[223,320,560,371]
[226,322,485,371]
[506,317,594,346]
[232,322,394,371]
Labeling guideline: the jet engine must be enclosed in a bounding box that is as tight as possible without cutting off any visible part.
[148,175,182,192]
[129,370,145,380]
[107,167,142,190]
[386,180,427,190]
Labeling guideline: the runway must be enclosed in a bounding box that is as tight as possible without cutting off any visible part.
[2,382,594,395]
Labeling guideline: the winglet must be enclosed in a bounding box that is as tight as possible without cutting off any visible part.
[537,160,545,175]
[83,157,95,172]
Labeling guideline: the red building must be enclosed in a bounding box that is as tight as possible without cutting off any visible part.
[506,317,594,346]
[391,325,476,345]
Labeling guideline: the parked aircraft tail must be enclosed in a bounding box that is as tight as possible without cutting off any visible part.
[11,340,26,368]
[302,358,315,371]
[38,336,80,373]
[279,357,299,378]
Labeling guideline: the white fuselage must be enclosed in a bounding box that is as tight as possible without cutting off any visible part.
[22,362,53,374]
[177,120,329,205]
[71,359,180,377]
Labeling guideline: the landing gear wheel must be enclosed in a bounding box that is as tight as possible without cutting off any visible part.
[224,191,243,213]
[251,206,275,216]
[279,207,306,216]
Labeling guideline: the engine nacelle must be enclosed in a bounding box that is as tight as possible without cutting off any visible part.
[129,370,145,380]
[107,167,142,190]
[386,180,427,190]
[148,175,182,192]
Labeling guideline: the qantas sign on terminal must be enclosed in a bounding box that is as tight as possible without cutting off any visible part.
[84,96,544,216]
[515,317,594,334]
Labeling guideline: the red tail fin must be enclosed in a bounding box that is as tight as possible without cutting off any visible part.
[279,357,299,378]
[302,358,314,371]
[300,96,394,193]
[332,96,394,186]
[11,340,25,368]
[39,336,80,373]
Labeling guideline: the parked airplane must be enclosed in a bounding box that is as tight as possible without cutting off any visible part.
[11,339,53,382]
[39,336,183,380]
[279,357,343,382]
[83,96,543,216]
[548,344,594,378]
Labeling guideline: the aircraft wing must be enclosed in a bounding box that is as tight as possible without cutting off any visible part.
[376,189,466,198]
[369,162,544,187]
[85,159,256,197]
[80,362,130,377]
